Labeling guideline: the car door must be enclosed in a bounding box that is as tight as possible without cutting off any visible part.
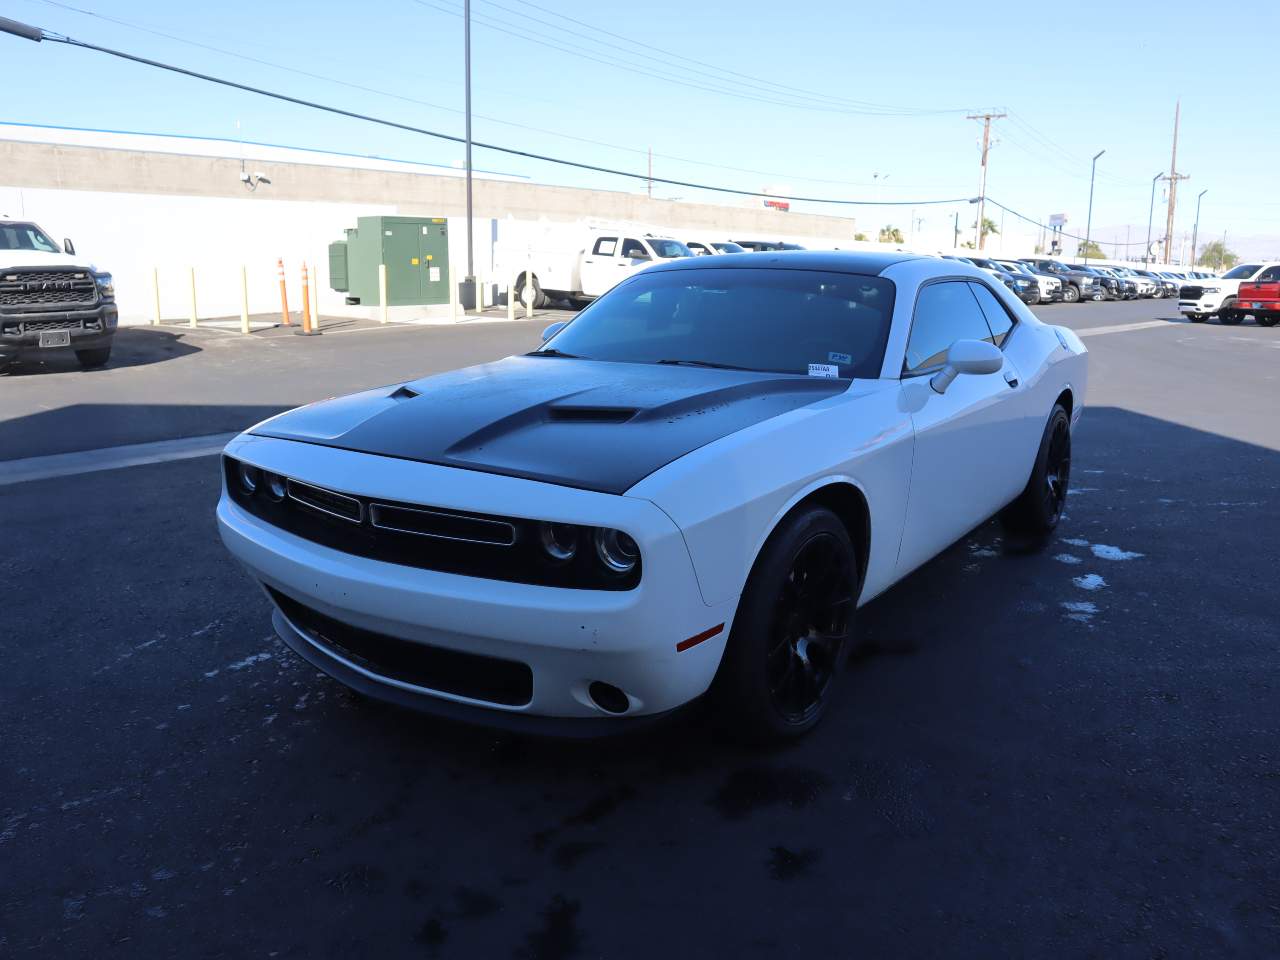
[614,238,655,288]
[895,280,1025,577]
[579,236,619,297]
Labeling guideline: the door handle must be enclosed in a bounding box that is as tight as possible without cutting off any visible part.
[1003,369,1019,388]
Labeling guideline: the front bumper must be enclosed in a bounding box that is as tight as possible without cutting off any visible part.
[216,436,737,726]
[1179,298,1222,315]
[0,303,117,359]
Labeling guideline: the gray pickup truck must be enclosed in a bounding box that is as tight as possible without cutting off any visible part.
[0,219,117,373]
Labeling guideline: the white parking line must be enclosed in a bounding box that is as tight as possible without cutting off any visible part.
[1075,320,1176,338]
[0,432,237,487]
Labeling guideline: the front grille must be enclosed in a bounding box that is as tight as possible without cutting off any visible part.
[268,586,533,706]
[224,458,640,591]
[18,318,84,333]
[1180,285,1203,299]
[0,270,97,307]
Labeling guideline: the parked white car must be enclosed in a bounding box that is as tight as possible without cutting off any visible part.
[217,251,1088,739]
[993,259,1064,302]
[683,239,746,256]
[495,232,690,308]
[1178,262,1280,322]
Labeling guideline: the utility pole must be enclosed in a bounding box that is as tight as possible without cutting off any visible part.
[1162,100,1190,264]
[463,0,475,306]
[953,210,960,249]
[1191,189,1207,269]
[967,112,1006,250]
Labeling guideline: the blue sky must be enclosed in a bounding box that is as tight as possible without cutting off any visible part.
[4,0,1277,257]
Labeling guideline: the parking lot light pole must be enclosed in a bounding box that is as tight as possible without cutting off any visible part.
[1145,171,1161,265]
[463,0,475,311]
[1191,189,1207,270]
[1084,149,1105,262]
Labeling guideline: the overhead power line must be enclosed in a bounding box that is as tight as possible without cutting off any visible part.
[984,199,1148,246]
[3,22,976,208]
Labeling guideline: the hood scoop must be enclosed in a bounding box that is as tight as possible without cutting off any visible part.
[546,406,637,424]
[388,385,420,401]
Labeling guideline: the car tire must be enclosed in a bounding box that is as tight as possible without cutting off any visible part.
[1218,305,1243,325]
[75,347,112,369]
[1002,404,1071,538]
[568,297,592,310]
[1062,284,1080,303]
[712,505,858,742]
[517,273,542,310]
[1256,313,1279,328]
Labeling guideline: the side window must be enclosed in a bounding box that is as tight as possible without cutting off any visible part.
[620,238,647,259]
[904,281,995,374]
[1255,266,1280,283]
[968,282,1016,347]
[687,242,709,256]
[592,236,617,256]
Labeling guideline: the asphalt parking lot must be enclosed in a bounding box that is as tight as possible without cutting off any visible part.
[3,301,1278,957]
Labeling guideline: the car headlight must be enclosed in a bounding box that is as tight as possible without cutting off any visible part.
[94,272,115,300]
[538,522,579,561]
[594,528,640,574]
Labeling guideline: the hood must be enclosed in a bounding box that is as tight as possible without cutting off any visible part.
[0,249,99,272]
[252,355,848,494]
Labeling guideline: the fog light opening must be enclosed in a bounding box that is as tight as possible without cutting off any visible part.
[588,681,629,715]
[264,472,286,501]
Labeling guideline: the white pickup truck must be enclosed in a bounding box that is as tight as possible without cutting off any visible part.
[497,232,691,308]
[0,219,116,372]
[1178,261,1280,322]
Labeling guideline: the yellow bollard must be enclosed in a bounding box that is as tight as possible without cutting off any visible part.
[378,263,388,324]
[152,267,161,325]
[507,274,515,323]
[525,266,534,320]
[309,265,319,332]
[188,267,198,328]
[450,272,459,323]
[238,264,249,335]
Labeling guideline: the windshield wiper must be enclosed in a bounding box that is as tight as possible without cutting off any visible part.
[654,358,753,371]
[527,348,584,359]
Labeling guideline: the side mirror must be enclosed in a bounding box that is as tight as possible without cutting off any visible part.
[628,252,650,262]
[930,339,1002,394]
[63,238,76,255]
[541,321,567,342]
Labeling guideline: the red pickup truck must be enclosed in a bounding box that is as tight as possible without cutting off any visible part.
[1231,274,1280,327]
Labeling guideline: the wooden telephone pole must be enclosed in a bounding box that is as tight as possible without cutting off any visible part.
[1162,101,1190,264]
[967,111,1006,250]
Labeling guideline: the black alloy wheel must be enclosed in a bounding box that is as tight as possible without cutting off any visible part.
[1003,404,1072,538]
[1256,313,1279,328]
[713,506,858,740]
[765,533,853,726]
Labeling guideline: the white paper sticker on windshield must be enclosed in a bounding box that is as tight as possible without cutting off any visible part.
[808,363,839,378]
[827,351,852,364]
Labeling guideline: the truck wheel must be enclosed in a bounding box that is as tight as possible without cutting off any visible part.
[1062,284,1080,303]
[1256,313,1279,328]
[517,273,542,310]
[76,347,112,369]
[1218,303,1242,325]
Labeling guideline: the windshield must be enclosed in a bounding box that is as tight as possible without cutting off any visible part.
[539,267,895,379]
[648,239,692,259]
[712,242,746,253]
[0,222,60,253]
[1222,263,1263,280]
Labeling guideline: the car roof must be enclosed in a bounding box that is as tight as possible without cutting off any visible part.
[647,249,921,276]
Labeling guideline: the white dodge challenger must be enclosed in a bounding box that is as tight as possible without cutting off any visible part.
[217,252,1087,738]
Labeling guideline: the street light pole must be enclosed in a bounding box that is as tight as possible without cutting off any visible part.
[1191,189,1207,270]
[1145,171,1161,265]
[463,0,474,306]
[1084,148,1105,262]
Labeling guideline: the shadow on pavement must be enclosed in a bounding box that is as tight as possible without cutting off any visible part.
[4,326,204,377]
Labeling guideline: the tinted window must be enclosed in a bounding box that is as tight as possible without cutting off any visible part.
[687,242,711,256]
[1222,263,1262,280]
[1254,266,1280,283]
[620,238,648,259]
[968,282,1015,346]
[592,237,617,256]
[0,223,60,252]
[541,267,896,379]
[904,281,995,374]
[648,239,691,259]
[713,242,746,253]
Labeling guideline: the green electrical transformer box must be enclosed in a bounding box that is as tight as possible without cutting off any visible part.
[327,216,450,306]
